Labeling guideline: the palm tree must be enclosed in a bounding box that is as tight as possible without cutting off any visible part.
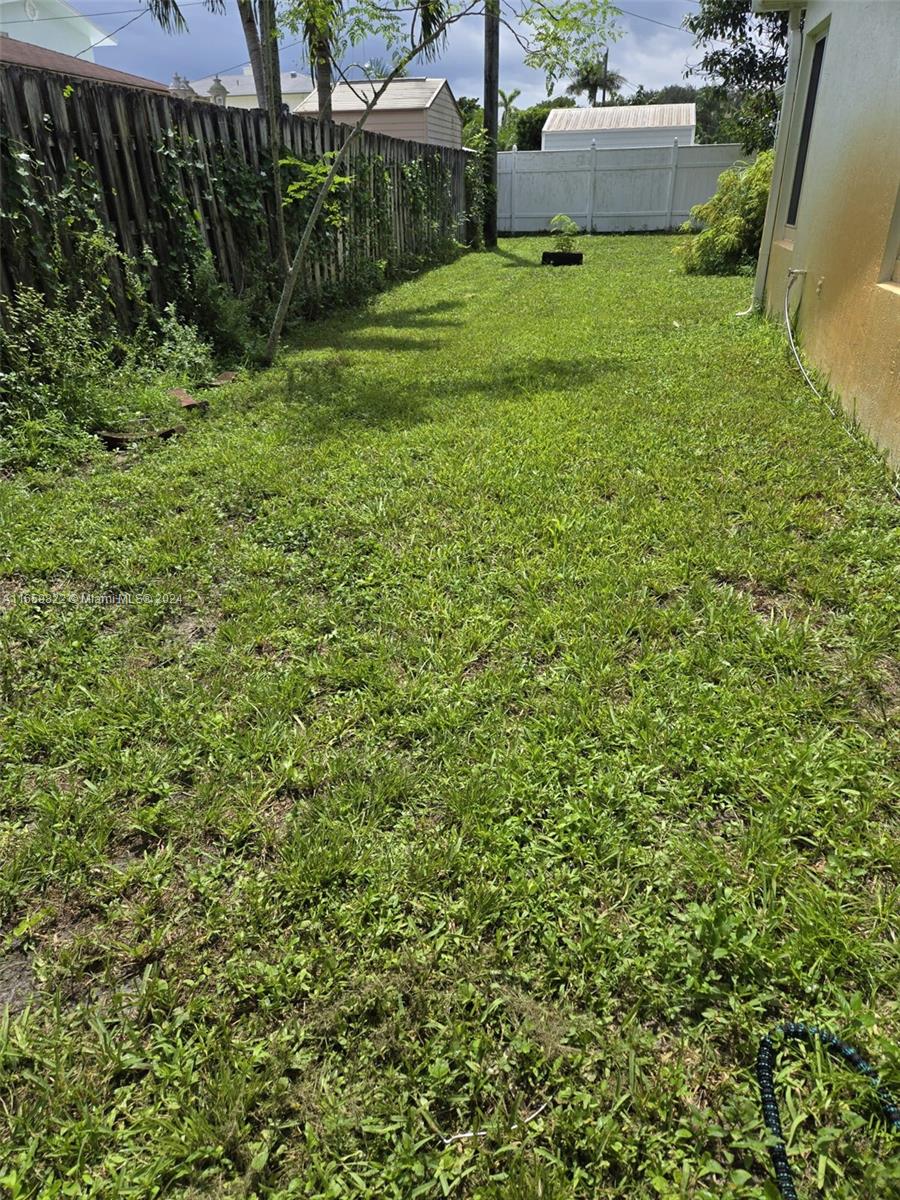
[236,0,267,108]
[142,0,222,30]
[566,60,625,107]
[304,1,341,123]
[498,86,521,126]
[359,55,410,80]
[143,0,272,111]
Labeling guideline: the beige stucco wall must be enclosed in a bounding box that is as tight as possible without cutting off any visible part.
[758,1,900,465]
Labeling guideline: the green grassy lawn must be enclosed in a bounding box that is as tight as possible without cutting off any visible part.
[1,236,898,1199]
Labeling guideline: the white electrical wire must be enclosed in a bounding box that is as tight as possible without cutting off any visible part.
[783,270,900,501]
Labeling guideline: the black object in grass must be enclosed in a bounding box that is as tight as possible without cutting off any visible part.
[756,1022,900,1199]
[541,251,583,266]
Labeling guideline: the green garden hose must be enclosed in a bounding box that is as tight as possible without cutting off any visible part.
[756,1022,900,1198]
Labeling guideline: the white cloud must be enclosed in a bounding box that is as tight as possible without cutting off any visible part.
[88,1,705,106]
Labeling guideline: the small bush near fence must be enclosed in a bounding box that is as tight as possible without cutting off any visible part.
[676,150,773,275]
[0,66,478,468]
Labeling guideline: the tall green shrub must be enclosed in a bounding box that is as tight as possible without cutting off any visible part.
[676,150,774,275]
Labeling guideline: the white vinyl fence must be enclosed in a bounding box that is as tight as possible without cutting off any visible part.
[498,142,749,234]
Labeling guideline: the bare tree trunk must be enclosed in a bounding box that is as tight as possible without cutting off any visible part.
[262,118,361,364]
[237,0,267,110]
[313,35,332,123]
[266,10,282,114]
[483,0,499,247]
[259,0,289,273]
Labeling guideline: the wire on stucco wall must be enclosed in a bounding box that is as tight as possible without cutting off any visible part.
[783,269,900,502]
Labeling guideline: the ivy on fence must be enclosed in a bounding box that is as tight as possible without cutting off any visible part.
[0,64,472,337]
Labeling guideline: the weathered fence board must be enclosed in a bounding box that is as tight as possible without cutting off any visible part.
[0,64,470,318]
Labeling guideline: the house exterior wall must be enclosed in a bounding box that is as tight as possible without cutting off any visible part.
[541,125,695,152]
[424,87,463,148]
[332,109,428,142]
[0,0,104,60]
[755,0,900,465]
[219,90,309,110]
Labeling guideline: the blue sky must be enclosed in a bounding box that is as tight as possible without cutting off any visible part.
[79,1,710,104]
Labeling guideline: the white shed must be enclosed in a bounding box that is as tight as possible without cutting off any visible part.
[294,78,463,149]
[541,103,696,151]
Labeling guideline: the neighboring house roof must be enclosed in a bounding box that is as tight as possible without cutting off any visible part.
[0,0,114,52]
[0,34,168,91]
[189,67,312,98]
[294,77,461,119]
[543,103,696,133]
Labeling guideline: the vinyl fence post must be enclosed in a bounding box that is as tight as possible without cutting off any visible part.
[588,138,597,233]
[510,143,517,234]
[665,137,679,229]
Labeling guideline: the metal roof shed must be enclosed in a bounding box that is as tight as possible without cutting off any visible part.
[294,78,463,148]
[541,103,696,151]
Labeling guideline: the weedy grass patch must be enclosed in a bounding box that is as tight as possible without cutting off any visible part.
[0,236,898,1198]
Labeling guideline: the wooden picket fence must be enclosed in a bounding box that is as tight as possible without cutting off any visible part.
[0,63,470,319]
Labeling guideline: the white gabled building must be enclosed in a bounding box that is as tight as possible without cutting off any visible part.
[541,104,696,151]
[188,65,312,110]
[0,0,113,62]
[294,78,463,149]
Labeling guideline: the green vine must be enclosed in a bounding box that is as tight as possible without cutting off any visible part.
[1,101,470,464]
[464,128,489,251]
[0,134,148,325]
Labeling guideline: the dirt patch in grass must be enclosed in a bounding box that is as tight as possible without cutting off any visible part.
[714,574,802,622]
[0,575,27,610]
[861,656,900,722]
[252,640,293,662]
[462,652,492,681]
[874,656,900,710]
[503,987,578,1060]
[167,611,214,645]
[816,647,900,725]
[0,949,37,1014]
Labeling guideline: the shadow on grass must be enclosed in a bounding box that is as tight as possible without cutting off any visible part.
[302,335,451,353]
[492,244,539,270]
[292,299,467,355]
[268,352,626,445]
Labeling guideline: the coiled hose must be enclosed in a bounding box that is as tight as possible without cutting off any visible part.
[756,1022,900,1198]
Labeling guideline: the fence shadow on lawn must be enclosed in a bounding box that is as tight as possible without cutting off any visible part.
[293,298,468,347]
[492,244,540,269]
[264,349,628,448]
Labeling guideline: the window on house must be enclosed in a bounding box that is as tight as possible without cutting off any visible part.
[786,34,827,227]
